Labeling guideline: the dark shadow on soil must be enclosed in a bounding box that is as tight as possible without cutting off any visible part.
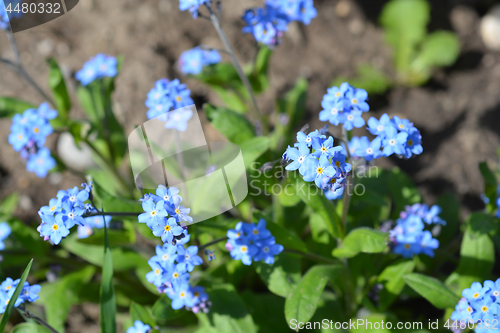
[478,102,500,138]
[447,50,484,73]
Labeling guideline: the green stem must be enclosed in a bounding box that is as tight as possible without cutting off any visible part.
[340,127,353,233]
[204,4,267,134]
[198,236,228,250]
[83,211,140,218]
[98,79,116,163]
[3,27,56,107]
[83,138,131,195]
[282,249,339,265]
[198,237,338,265]
[17,307,59,333]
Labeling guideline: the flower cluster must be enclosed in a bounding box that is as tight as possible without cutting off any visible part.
[364,113,423,159]
[179,47,221,75]
[0,278,41,313]
[451,279,500,332]
[319,82,370,131]
[138,185,193,243]
[145,78,194,131]
[266,0,318,25]
[225,219,284,265]
[283,128,351,201]
[75,53,117,86]
[0,222,11,250]
[126,320,151,333]
[0,0,9,30]
[145,240,209,312]
[8,103,57,177]
[388,203,445,258]
[178,0,211,18]
[37,183,97,245]
[242,4,289,46]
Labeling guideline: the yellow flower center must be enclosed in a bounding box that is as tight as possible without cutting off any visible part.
[17,134,23,140]
[194,292,200,297]
[173,272,179,278]
[241,246,248,253]
[398,124,404,129]
[6,286,11,290]
[164,225,171,232]
[50,206,56,211]
[33,127,40,133]
[404,244,411,249]
[155,268,160,275]
[316,167,323,174]
[321,147,327,152]
[408,139,413,146]
[335,92,341,97]
[252,230,259,235]
[236,232,241,237]
[335,161,341,167]
[467,307,472,313]
[351,98,358,104]
[176,96,182,102]
[482,306,488,312]
[52,224,59,231]
[175,208,181,215]
[179,292,186,298]
[151,210,157,216]
[473,293,480,298]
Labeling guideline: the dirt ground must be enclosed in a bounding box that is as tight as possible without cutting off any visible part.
[1,0,500,330]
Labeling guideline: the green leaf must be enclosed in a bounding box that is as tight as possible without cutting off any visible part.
[403,273,460,309]
[240,293,288,333]
[240,136,270,169]
[130,302,156,327]
[0,97,35,118]
[272,78,308,150]
[331,65,392,95]
[0,259,33,333]
[9,323,53,333]
[0,193,19,218]
[62,234,147,271]
[377,260,415,310]
[388,167,421,219]
[196,284,257,333]
[8,219,49,256]
[479,161,497,213]
[380,0,429,73]
[349,314,392,333]
[291,173,343,239]
[435,193,460,244]
[333,228,388,258]
[266,221,308,253]
[255,252,301,297]
[284,265,342,324]
[151,295,184,322]
[46,58,71,120]
[37,266,95,332]
[454,225,495,291]
[196,63,248,113]
[414,31,460,68]
[205,104,255,145]
[100,221,117,333]
[92,181,142,213]
[253,211,307,253]
[248,46,272,93]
